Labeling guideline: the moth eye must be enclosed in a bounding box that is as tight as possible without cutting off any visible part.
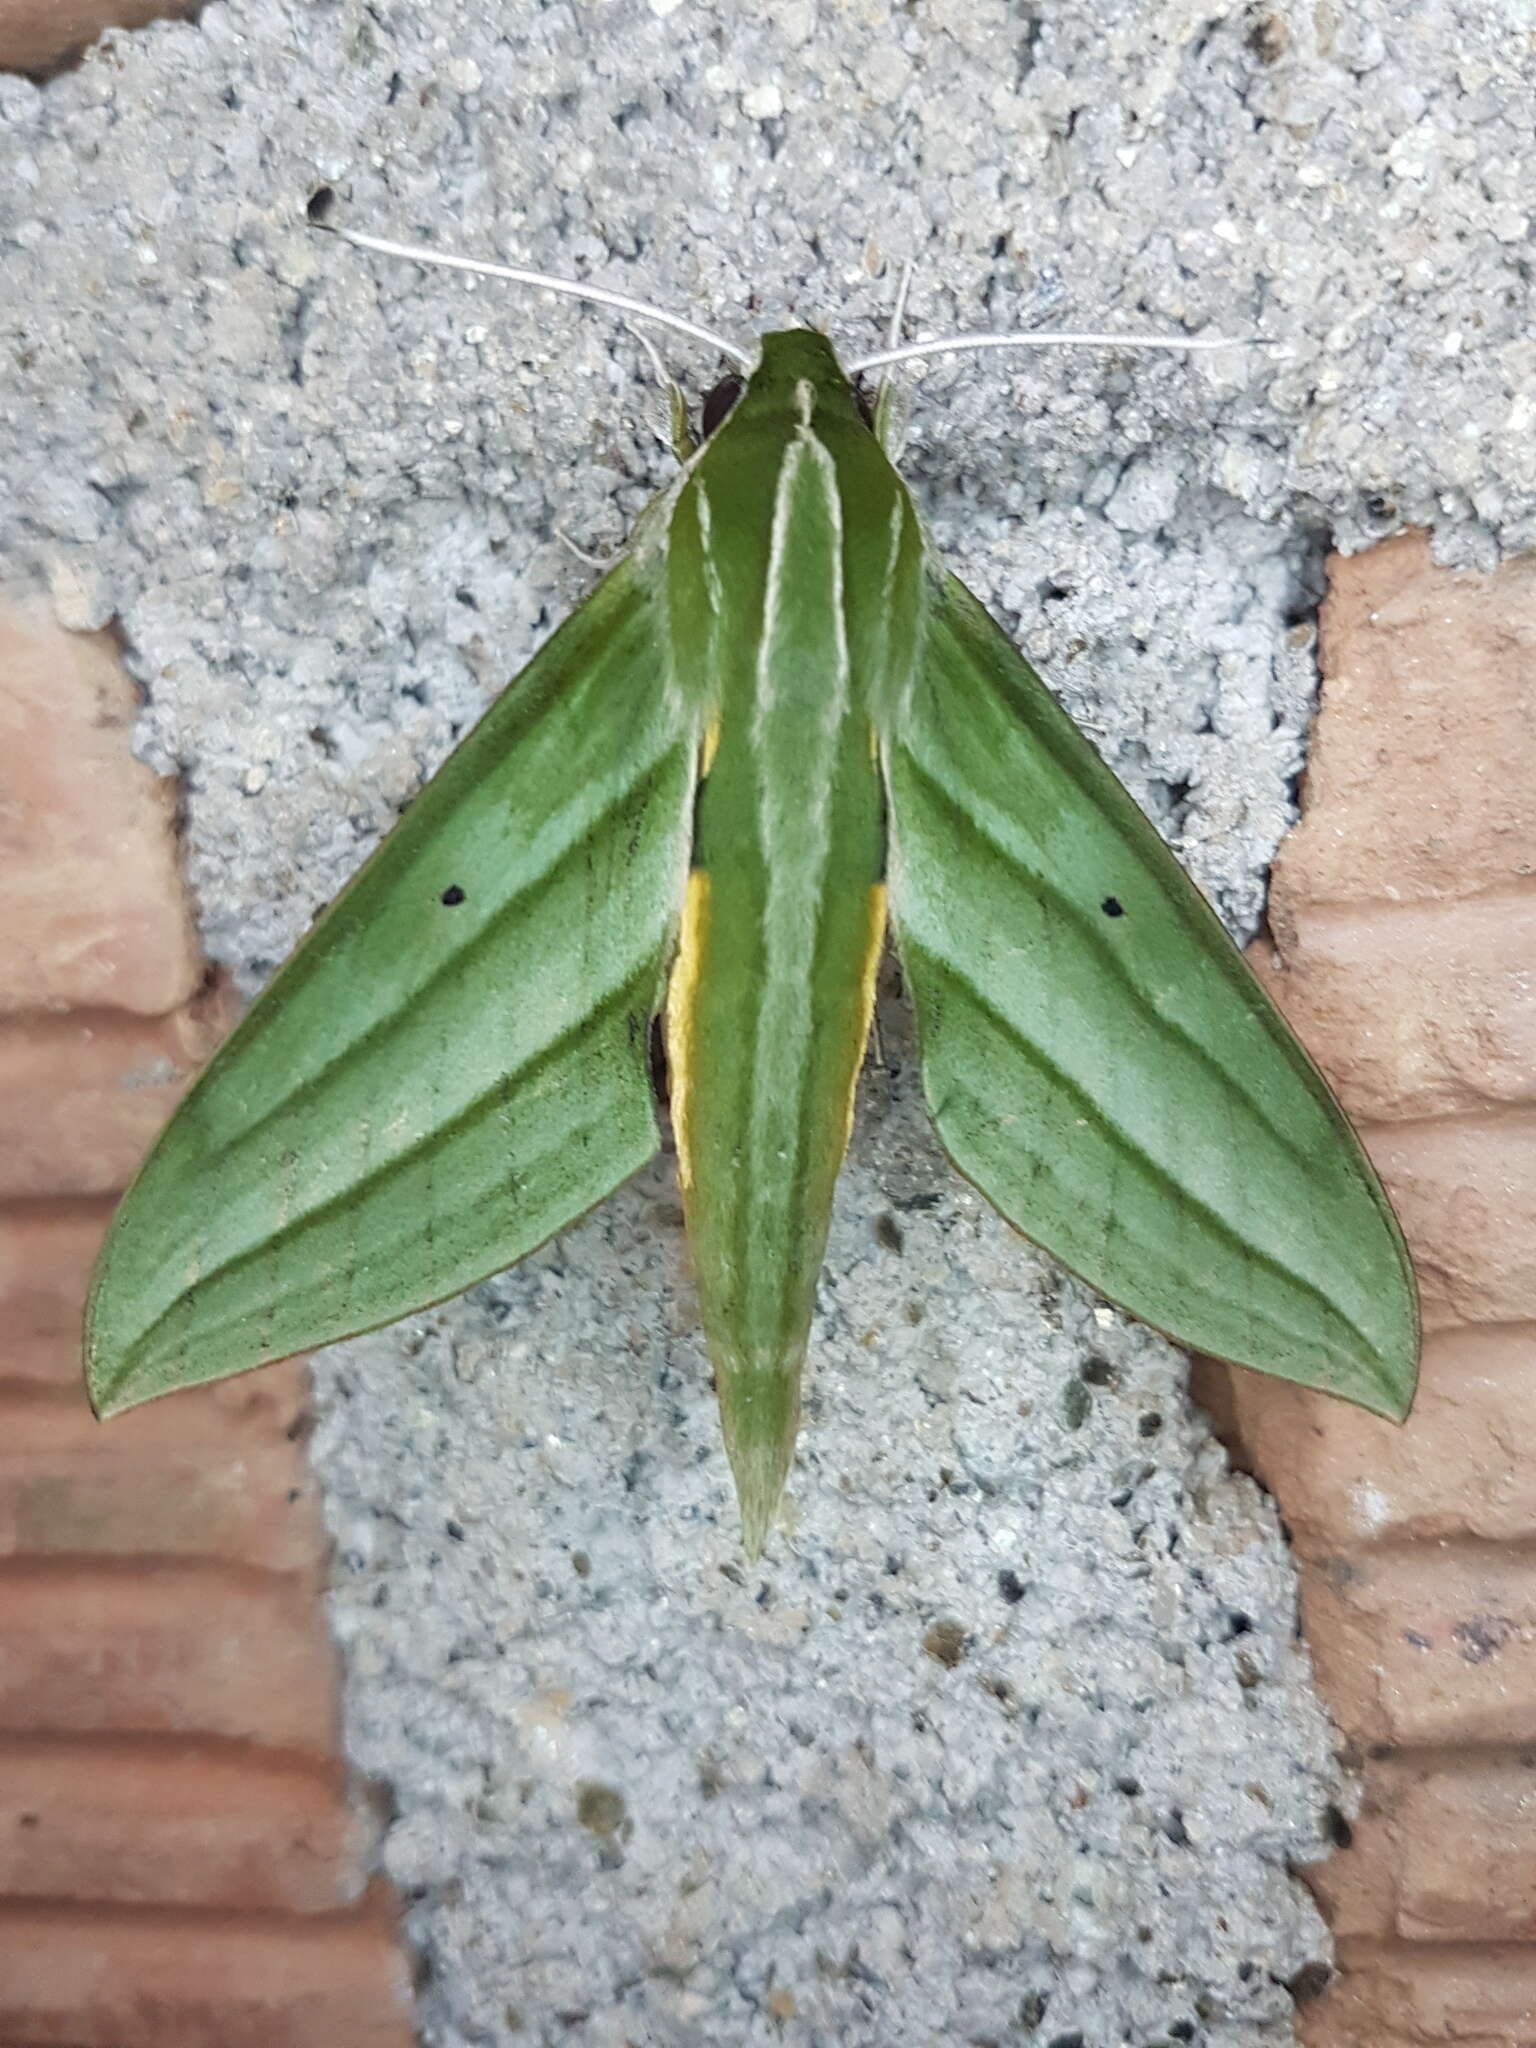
[700,375,743,439]
[647,1014,671,1106]
[306,185,337,225]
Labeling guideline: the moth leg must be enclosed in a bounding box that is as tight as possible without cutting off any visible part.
[554,528,615,571]
[627,321,696,461]
[873,258,915,455]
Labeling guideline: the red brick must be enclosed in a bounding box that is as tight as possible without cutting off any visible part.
[0,599,410,2035]
[0,981,239,1201]
[0,1330,311,1431]
[1366,1115,1536,1329]
[0,1561,338,1751]
[1309,1757,1536,1944]
[1226,1326,1536,1550]
[0,1328,312,1449]
[0,1377,309,1456]
[0,1891,413,2048]
[1304,1940,1536,2046]
[0,0,198,72]
[1222,534,1536,2037]
[1301,1548,1536,1748]
[0,606,201,1016]
[0,1203,113,1344]
[1273,531,1536,909]
[1306,1760,1396,1942]
[1396,1768,1536,1944]
[1251,891,1536,1125]
[0,1410,324,1574]
[0,1201,309,1429]
[0,1736,366,1912]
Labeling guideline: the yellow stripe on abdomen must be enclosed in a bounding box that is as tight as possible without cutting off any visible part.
[838,882,888,1156]
[664,868,711,1194]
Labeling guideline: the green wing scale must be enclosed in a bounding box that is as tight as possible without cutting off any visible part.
[882,569,1417,1418]
[87,550,696,1415]
[87,323,1418,1549]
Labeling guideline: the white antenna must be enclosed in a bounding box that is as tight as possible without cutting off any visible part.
[324,225,753,369]
[847,328,1265,375]
[319,219,1266,382]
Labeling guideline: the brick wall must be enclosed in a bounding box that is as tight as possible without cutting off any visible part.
[1206,532,1536,2046]
[0,0,194,75]
[0,602,415,2047]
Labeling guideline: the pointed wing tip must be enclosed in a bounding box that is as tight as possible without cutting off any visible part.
[83,1366,126,1422]
[83,1292,167,1422]
[1342,1374,1413,1426]
[1357,1268,1421,1426]
[1362,1348,1419,1427]
[82,1259,140,1419]
[727,1435,795,1561]
[81,1304,114,1420]
[1221,1321,1420,1426]
[82,1337,139,1422]
[716,1357,802,1560]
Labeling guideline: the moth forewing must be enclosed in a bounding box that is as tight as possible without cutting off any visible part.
[881,568,1418,1423]
[85,549,699,1417]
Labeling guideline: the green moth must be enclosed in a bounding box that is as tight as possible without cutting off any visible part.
[86,233,1419,1552]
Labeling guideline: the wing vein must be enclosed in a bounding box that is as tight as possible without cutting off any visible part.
[110,961,662,1380]
[906,939,1390,1382]
[202,742,683,1161]
[893,741,1317,1172]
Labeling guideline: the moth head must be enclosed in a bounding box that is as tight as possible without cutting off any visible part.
[718,328,871,438]
[699,374,743,440]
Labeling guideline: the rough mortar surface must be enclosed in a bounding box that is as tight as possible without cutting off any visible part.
[3,3,1532,2043]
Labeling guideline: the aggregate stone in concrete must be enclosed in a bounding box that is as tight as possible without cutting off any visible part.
[3,2,1532,2041]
